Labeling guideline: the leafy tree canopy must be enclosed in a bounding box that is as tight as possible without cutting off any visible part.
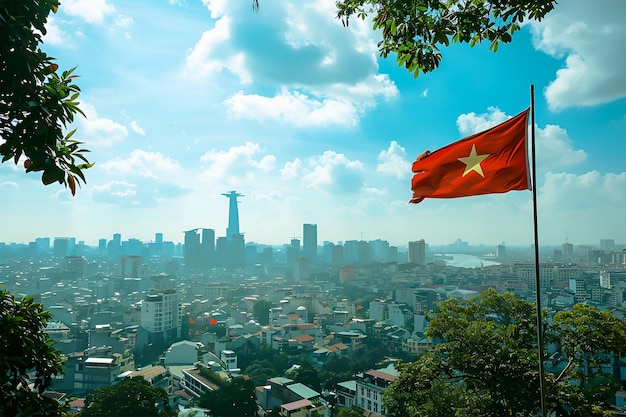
[198,376,258,417]
[334,0,557,77]
[384,289,626,417]
[80,376,177,417]
[1,0,92,194]
[0,290,66,417]
[253,299,274,326]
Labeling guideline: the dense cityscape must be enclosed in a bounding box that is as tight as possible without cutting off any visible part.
[2,191,626,416]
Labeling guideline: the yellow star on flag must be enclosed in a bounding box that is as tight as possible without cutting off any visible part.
[458,144,490,177]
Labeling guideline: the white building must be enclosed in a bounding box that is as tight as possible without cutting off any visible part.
[141,290,180,339]
[355,363,398,416]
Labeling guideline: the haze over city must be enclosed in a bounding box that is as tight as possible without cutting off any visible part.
[0,0,624,247]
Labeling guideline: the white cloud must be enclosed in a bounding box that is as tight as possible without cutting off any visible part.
[302,150,365,194]
[130,121,146,135]
[43,17,68,46]
[185,0,397,125]
[456,107,509,135]
[198,142,276,184]
[91,181,139,205]
[0,181,18,189]
[78,104,128,147]
[281,158,303,180]
[541,171,626,207]
[61,0,115,24]
[224,89,359,127]
[376,141,411,180]
[528,0,626,110]
[184,16,251,83]
[536,124,586,169]
[537,171,626,241]
[100,150,183,180]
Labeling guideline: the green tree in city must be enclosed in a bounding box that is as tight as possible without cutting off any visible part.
[1,0,92,193]
[80,376,177,417]
[337,407,366,417]
[383,289,626,417]
[0,290,67,417]
[334,0,557,78]
[253,299,274,326]
[287,360,321,392]
[198,376,258,417]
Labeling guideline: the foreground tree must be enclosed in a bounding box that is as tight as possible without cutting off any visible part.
[335,0,557,77]
[384,289,626,417]
[0,290,66,416]
[1,0,92,194]
[80,377,177,417]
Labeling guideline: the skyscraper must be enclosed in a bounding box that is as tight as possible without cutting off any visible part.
[222,191,243,239]
[303,223,317,263]
[408,239,426,265]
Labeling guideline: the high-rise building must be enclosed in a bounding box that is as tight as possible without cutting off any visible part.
[184,228,215,270]
[600,239,615,253]
[562,241,574,260]
[303,223,317,263]
[53,237,70,258]
[497,243,506,259]
[222,191,243,239]
[141,290,179,340]
[408,239,426,265]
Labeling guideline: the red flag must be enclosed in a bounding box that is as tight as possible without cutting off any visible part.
[410,109,530,204]
[189,316,195,325]
[209,317,218,325]
[356,305,363,310]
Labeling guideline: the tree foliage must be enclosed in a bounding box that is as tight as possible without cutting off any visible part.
[0,289,66,416]
[384,289,626,417]
[253,299,274,326]
[1,0,92,194]
[198,376,259,417]
[334,0,557,78]
[80,377,177,417]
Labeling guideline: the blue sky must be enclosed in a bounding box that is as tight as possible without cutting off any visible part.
[1,0,625,248]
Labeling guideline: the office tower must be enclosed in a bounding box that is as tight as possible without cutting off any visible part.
[155,233,163,245]
[260,247,273,269]
[53,237,70,258]
[230,233,245,269]
[222,191,244,239]
[98,239,107,256]
[303,223,317,263]
[184,228,215,269]
[497,243,506,259]
[184,229,201,269]
[562,241,574,260]
[408,239,426,265]
[108,233,122,259]
[201,228,215,268]
[369,239,390,262]
[287,239,301,268]
[332,244,344,267]
[344,240,359,264]
[388,246,398,263]
[600,239,615,253]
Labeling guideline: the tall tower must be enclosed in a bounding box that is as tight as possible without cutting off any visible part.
[408,239,426,265]
[222,191,244,239]
[303,223,317,263]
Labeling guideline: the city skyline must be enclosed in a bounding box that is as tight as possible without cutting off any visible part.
[0,1,624,246]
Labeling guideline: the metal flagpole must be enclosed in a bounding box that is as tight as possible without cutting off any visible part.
[531,84,548,416]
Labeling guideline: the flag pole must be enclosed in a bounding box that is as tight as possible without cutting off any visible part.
[531,84,548,416]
